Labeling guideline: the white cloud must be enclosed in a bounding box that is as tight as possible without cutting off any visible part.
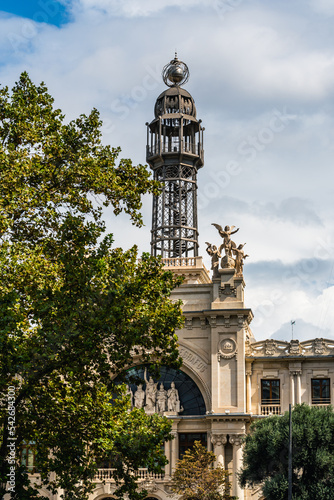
[308,0,334,16]
[196,13,334,101]
[72,0,204,17]
[1,0,334,342]
[249,283,334,341]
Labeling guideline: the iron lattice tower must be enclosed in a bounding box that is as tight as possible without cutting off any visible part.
[146,55,204,258]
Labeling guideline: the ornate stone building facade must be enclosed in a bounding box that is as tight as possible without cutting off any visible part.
[91,55,334,500]
[23,56,334,500]
[90,255,334,500]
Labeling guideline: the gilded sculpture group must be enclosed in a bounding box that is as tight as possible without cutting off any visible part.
[126,368,182,414]
[206,223,249,278]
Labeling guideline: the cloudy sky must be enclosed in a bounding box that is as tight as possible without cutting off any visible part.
[1,0,334,341]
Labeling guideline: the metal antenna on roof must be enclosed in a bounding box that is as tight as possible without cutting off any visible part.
[291,320,295,340]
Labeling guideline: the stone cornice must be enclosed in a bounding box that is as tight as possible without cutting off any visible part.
[182,309,254,326]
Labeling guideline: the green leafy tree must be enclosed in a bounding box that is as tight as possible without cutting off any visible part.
[239,404,334,500]
[0,72,184,499]
[172,441,236,500]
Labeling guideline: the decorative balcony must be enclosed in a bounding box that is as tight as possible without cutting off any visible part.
[163,256,197,267]
[311,401,331,408]
[260,405,281,416]
[162,256,211,285]
[94,468,165,482]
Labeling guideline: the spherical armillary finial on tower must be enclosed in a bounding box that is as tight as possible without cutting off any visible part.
[162,53,190,87]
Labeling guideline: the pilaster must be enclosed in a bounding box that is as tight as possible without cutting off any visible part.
[246,362,252,413]
[230,434,245,500]
[211,433,227,468]
[289,371,295,406]
[170,430,178,473]
[289,363,302,406]
[164,439,171,477]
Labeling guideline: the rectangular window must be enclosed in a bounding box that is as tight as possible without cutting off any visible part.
[21,443,36,473]
[261,379,280,404]
[178,432,207,459]
[312,378,330,404]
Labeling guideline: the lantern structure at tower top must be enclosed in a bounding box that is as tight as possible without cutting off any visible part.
[146,55,204,259]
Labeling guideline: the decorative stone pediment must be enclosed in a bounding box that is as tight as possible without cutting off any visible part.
[246,338,334,358]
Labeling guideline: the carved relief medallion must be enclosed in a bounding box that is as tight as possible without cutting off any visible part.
[218,338,237,361]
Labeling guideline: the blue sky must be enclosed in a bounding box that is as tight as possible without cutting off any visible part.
[1,0,334,341]
[0,0,70,26]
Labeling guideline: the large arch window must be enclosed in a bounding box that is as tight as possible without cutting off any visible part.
[122,365,206,416]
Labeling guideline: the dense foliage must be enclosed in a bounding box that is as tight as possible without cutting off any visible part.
[0,73,184,499]
[239,404,334,500]
[172,441,236,500]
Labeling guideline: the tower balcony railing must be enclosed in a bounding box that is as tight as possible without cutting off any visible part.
[94,468,165,482]
[147,142,201,157]
[162,256,196,267]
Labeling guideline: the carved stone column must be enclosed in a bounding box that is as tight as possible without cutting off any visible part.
[230,435,244,500]
[211,434,227,468]
[207,431,212,452]
[246,369,252,413]
[170,431,178,473]
[164,439,171,476]
[289,371,295,406]
[295,370,302,404]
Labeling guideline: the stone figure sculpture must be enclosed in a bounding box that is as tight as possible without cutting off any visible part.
[205,242,221,278]
[167,381,180,412]
[212,223,239,258]
[131,376,182,415]
[156,383,167,413]
[126,385,133,407]
[134,384,145,409]
[232,243,249,276]
[144,368,158,411]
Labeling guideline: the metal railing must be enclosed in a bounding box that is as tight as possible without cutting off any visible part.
[147,142,199,156]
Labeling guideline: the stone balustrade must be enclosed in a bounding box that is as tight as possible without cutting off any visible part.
[260,404,282,416]
[94,468,165,482]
